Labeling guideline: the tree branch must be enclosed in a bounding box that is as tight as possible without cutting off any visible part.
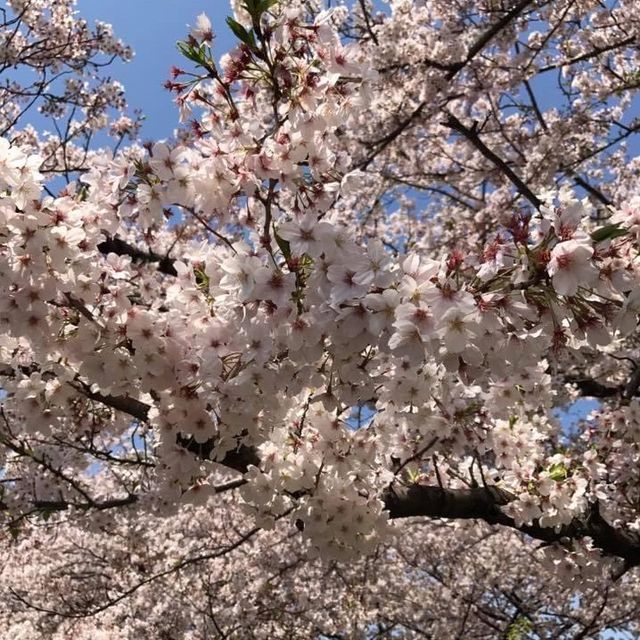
[6,361,640,565]
[565,376,621,399]
[97,236,178,276]
[384,484,640,567]
[366,0,536,166]
[357,0,379,46]
[445,0,536,80]
[77,384,259,473]
[445,113,542,208]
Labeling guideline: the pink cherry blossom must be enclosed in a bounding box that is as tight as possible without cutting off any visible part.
[2,1,640,636]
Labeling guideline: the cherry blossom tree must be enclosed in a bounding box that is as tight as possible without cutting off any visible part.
[0,0,139,177]
[3,0,640,636]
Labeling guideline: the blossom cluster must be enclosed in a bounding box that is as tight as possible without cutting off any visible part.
[2,0,640,573]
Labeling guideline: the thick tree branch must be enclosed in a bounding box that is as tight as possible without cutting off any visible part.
[519,69,614,208]
[0,479,246,514]
[357,0,379,46]
[1,364,258,476]
[358,102,426,169]
[445,0,536,80]
[537,36,636,74]
[77,384,151,422]
[97,236,178,276]
[77,384,259,473]
[445,113,542,208]
[379,0,536,77]
[6,361,640,565]
[624,367,640,403]
[384,484,640,567]
[565,376,621,399]
[572,175,612,207]
[366,0,536,166]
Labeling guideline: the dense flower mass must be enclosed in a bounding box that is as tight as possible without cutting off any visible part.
[3,0,640,637]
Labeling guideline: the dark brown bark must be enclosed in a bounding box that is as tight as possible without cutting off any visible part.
[384,484,640,567]
[444,114,542,209]
[4,366,640,566]
[97,236,178,276]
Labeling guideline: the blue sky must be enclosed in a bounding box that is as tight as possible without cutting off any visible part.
[76,1,639,158]
[1,5,634,635]
[78,0,237,140]
[74,1,606,438]
[76,1,391,141]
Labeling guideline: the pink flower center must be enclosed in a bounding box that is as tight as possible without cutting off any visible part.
[556,253,573,269]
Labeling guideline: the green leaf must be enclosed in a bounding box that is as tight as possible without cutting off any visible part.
[273,228,291,262]
[507,616,533,640]
[405,467,421,483]
[242,0,260,17]
[548,462,568,482]
[194,268,209,291]
[258,0,279,12]
[176,41,208,66]
[226,16,256,49]
[241,0,277,22]
[77,183,89,202]
[8,522,20,540]
[39,507,55,522]
[590,223,628,243]
[176,41,197,62]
